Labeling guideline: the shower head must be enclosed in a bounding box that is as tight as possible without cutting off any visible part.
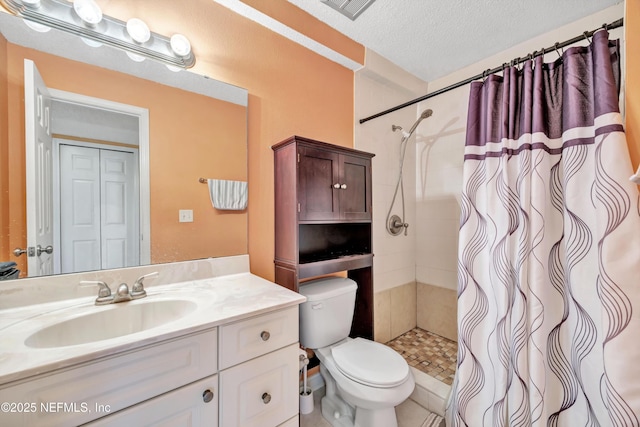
[407,109,433,136]
[420,109,433,119]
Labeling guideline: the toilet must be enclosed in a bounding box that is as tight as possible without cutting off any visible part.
[298,277,414,427]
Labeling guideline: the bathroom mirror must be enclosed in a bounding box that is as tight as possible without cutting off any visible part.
[0,12,248,278]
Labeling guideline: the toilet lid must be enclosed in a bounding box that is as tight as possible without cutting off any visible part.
[331,338,409,388]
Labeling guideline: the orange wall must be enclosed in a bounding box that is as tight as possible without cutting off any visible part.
[97,0,361,281]
[0,34,8,260]
[627,0,640,169]
[5,44,247,274]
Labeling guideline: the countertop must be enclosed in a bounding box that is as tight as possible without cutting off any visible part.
[0,272,305,385]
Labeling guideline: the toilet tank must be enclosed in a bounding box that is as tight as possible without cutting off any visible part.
[298,277,357,349]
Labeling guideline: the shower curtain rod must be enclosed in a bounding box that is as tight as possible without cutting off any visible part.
[358,17,624,125]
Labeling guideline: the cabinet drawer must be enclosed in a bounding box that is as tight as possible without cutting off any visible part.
[219,307,298,370]
[0,328,217,427]
[86,375,218,427]
[219,343,299,427]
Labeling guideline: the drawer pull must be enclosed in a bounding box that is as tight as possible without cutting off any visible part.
[260,330,271,341]
[202,389,214,403]
[262,392,272,404]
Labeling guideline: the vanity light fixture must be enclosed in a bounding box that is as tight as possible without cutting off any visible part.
[0,0,196,69]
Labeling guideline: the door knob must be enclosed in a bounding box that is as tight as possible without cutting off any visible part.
[333,183,340,189]
[37,245,53,256]
[340,184,347,190]
[13,248,27,257]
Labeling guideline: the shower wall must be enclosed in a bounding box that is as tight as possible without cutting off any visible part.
[354,49,427,343]
[414,3,625,343]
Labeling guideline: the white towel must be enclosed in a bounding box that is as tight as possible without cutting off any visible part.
[208,179,248,210]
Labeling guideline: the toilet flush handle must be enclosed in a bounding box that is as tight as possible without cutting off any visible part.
[311,303,323,310]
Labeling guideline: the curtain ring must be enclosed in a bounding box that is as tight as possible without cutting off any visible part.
[554,42,563,58]
[482,68,491,82]
[583,31,592,43]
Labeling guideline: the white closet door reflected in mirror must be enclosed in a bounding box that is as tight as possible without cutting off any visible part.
[58,143,139,273]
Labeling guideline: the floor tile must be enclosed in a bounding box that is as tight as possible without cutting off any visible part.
[387,327,458,385]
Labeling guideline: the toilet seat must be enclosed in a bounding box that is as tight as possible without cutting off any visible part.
[331,338,409,388]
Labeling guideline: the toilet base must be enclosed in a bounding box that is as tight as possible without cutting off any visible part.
[319,364,400,427]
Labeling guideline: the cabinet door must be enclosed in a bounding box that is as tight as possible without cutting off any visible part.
[85,375,218,427]
[340,154,372,220]
[298,147,340,221]
[219,344,299,427]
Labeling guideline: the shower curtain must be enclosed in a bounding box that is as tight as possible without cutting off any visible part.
[447,30,640,427]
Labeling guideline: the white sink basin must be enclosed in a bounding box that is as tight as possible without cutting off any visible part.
[25,299,198,348]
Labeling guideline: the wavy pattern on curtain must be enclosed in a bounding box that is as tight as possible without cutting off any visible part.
[447,30,640,427]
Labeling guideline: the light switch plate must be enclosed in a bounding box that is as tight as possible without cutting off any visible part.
[179,209,193,222]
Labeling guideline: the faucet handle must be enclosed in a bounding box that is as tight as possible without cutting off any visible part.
[131,272,158,299]
[80,280,113,305]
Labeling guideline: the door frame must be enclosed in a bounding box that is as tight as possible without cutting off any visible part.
[48,88,151,269]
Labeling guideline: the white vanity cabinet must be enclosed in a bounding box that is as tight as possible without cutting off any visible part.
[0,305,301,427]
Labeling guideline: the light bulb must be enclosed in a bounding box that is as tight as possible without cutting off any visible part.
[170,34,191,57]
[81,37,103,47]
[73,0,103,27]
[126,18,151,44]
[23,18,51,32]
[126,51,146,62]
[20,0,41,8]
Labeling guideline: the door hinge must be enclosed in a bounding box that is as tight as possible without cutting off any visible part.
[297,203,301,213]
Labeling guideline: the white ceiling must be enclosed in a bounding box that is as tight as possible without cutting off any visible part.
[286,0,623,82]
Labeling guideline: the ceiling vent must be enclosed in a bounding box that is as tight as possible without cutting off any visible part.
[320,0,376,20]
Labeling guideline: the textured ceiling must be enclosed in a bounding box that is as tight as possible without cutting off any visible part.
[286,0,622,82]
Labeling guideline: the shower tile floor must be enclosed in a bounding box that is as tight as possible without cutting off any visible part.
[386,327,458,385]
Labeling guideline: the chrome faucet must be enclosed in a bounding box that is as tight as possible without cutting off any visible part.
[80,272,158,305]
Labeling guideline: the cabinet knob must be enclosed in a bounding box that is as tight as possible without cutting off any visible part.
[333,183,340,189]
[260,330,271,341]
[262,392,272,404]
[340,184,347,190]
[202,389,214,403]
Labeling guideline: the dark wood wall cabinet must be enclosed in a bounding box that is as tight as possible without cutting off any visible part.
[272,136,375,340]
